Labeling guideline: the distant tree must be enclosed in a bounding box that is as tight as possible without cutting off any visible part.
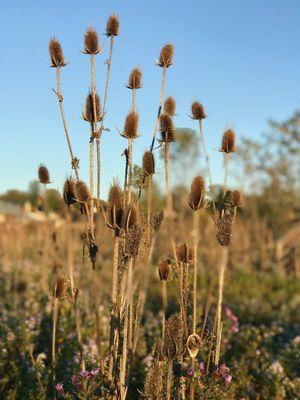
[0,190,29,205]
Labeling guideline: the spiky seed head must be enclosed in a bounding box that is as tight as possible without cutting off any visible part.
[191,101,206,120]
[125,224,142,257]
[127,67,142,89]
[162,314,183,360]
[231,190,243,207]
[123,111,139,139]
[142,151,155,176]
[176,243,188,263]
[63,177,77,207]
[144,360,163,399]
[187,334,202,359]
[55,276,70,299]
[160,114,176,142]
[106,14,119,36]
[76,181,90,203]
[152,211,164,232]
[82,93,101,123]
[216,208,233,246]
[49,38,66,68]
[158,43,174,68]
[108,183,124,232]
[188,176,206,211]
[84,27,100,54]
[221,129,236,153]
[38,164,51,184]
[158,259,172,281]
[164,96,176,116]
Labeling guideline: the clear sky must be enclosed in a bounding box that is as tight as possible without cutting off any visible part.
[0,0,299,196]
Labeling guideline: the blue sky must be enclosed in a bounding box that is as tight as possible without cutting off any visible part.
[0,0,299,196]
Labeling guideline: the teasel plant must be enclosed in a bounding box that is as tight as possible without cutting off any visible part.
[188,175,206,400]
[38,164,51,213]
[158,259,172,341]
[160,111,176,215]
[142,150,155,237]
[96,14,120,204]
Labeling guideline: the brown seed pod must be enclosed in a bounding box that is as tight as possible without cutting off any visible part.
[127,67,142,89]
[231,190,243,207]
[49,38,66,68]
[76,181,90,203]
[162,314,183,360]
[164,96,176,116]
[106,14,120,36]
[108,183,124,231]
[142,151,155,176]
[191,101,206,120]
[158,43,174,68]
[188,176,206,211]
[123,111,139,139]
[216,208,233,246]
[160,114,176,142]
[187,333,202,359]
[55,276,70,300]
[63,177,77,207]
[82,93,102,124]
[84,27,100,54]
[176,243,188,263]
[125,224,142,257]
[38,164,51,184]
[152,211,164,232]
[158,259,172,281]
[221,129,236,153]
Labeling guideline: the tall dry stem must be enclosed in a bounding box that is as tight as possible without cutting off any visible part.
[162,280,167,341]
[164,141,173,215]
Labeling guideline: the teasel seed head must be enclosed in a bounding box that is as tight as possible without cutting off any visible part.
[188,248,195,264]
[122,111,139,139]
[162,314,183,360]
[49,38,66,68]
[188,176,206,211]
[152,211,164,232]
[158,259,172,281]
[164,96,176,116]
[55,276,70,300]
[187,333,202,359]
[176,243,188,263]
[231,190,243,207]
[142,151,155,176]
[84,27,100,54]
[38,164,51,185]
[144,359,163,399]
[216,207,233,246]
[127,67,142,89]
[82,92,102,124]
[221,129,236,153]
[106,14,120,36]
[108,183,124,233]
[191,101,206,120]
[158,43,174,68]
[160,113,176,142]
[63,177,77,207]
[125,224,142,257]
[76,181,90,203]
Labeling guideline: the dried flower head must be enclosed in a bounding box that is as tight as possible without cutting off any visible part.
[125,224,142,257]
[108,183,124,232]
[158,259,172,281]
[123,111,139,139]
[63,177,77,207]
[187,334,202,359]
[144,360,163,399]
[158,43,174,68]
[162,314,183,360]
[221,129,236,153]
[191,101,206,120]
[188,176,206,211]
[38,164,51,185]
[106,14,119,36]
[152,211,164,232]
[164,96,176,116]
[76,181,90,203]
[188,248,195,264]
[142,151,155,176]
[127,67,142,89]
[55,276,70,300]
[82,93,102,124]
[216,208,233,246]
[49,38,66,68]
[231,190,243,207]
[84,27,100,54]
[160,114,176,142]
[176,243,188,263]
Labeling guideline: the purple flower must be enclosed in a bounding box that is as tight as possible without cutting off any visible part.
[217,363,230,377]
[90,368,100,377]
[80,370,89,379]
[229,324,239,334]
[75,382,83,390]
[71,375,78,385]
[224,373,232,386]
[55,383,64,392]
[187,368,194,377]
[199,362,206,373]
